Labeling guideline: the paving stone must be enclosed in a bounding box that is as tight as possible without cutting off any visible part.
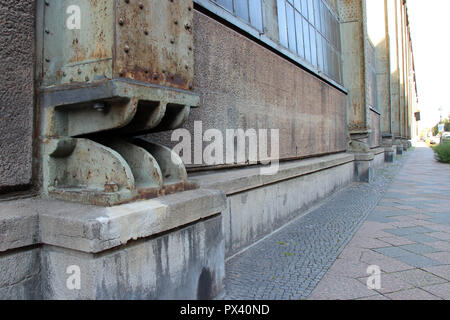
[426,232,450,241]
[385,288,441,300]
[360,250,414,273]
[390,269,448,287]
[308,275,379,300]
[326,259,371,278]
[423,252,450,265]
[378,236,416,246]
[403,233,440,244]
[422,283,450,300]
[395,253,443,268]
[374,247,412,258]
[357,273,415,294]
[384,227,435,237]
[423,266,450,281]
[356,295,390,300]
[399,243,441,255]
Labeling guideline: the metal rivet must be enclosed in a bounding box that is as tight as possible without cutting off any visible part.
[139,3,144,9]
[77,69,82,74]
[144,30,149,35]
[119,18,124,25]
[124,45,130,53]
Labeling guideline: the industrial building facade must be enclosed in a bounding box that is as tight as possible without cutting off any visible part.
[0,0,417,299]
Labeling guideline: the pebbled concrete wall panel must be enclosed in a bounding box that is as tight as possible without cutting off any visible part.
[0,0,35,193]
[147,11,347,168]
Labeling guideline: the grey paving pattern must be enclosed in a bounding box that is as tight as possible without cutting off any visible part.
[310,144,450,300]
[223,150,409,300]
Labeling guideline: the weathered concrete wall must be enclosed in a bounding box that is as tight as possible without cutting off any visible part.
[373,149,385,169]
[223,160,354,257]
[41,215,224,300]
[0,247,41,300]
[368,110,381,148]
[0,0,35,193]
[148,11,347,167]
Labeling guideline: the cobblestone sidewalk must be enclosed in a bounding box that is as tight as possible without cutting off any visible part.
[310,144,450,300]
[223,148,411,300]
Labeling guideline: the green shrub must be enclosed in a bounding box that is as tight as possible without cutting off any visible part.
[433,143,450,164]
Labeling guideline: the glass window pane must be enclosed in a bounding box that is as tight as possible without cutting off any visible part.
[309,24,317,66]
[302,17,311,62]
[322,38,328,74]
[216,0,233,11]
[314,0,321,32]
[327,44,333,78]
[308,0,315,24]
[275,0,342,83]
[249,0,263,31]
[320,1,326,35]
[277,0,288,47]
[295,11,305,58]
[317,32,323,70]
[286,3,297,53]
[235,0,250,22]
[301,0,308,17]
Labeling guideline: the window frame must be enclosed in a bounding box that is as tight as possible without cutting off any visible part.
[277,0,343,84]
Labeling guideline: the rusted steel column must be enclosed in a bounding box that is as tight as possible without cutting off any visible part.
[36,0,199,206]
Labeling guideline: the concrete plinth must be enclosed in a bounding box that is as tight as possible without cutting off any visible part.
[41,215,224,300]
[353,153,375,183]
[384,147,395,163]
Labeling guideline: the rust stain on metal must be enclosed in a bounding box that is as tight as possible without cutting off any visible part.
[114,0,194,90]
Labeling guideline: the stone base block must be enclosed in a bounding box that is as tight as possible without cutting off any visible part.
[384,147,395,163]
[0,248,41,300]
[41,215,224,300]
[353,153,375,183]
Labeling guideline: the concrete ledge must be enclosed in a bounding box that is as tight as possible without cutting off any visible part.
[39,189,226,253]
[188,153,355,257]
[0,189,226,254]
[190,153,355,196]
